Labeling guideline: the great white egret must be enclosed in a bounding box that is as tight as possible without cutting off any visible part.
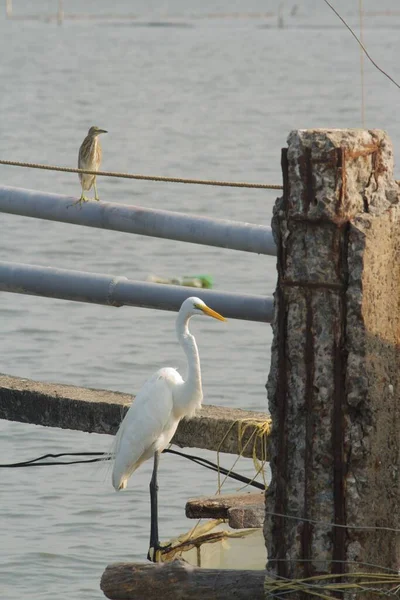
[111,296,226,561]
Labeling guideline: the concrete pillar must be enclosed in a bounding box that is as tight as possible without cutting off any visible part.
[265,129,400,587]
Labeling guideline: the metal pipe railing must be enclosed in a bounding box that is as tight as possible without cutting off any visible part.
[0,261,274,323]
[0,186,277,256]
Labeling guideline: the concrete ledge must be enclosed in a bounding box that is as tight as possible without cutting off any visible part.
[186,492,264,519]
[228,504,264,529]
[0,373,270,458]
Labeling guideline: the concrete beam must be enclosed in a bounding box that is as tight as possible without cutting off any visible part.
[185,492,264,519]
[0,374,269,459]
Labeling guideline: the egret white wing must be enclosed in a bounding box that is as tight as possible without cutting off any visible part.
[112,368,183,490]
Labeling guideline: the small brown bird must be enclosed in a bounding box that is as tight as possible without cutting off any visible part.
[76,126,107,205]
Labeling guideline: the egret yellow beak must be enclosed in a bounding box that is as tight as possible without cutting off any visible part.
[200,304,226,321]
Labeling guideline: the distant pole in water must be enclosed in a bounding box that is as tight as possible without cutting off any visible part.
[278,0,284,28]
[359,0,365,127]
[57,0,64,25]
[6,0,12,18]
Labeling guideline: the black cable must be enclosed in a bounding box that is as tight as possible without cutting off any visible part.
[0,451,106,467]
[165,448,265,490]
[0,449,266,490]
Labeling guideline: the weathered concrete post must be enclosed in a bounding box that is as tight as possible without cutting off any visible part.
[265,129,400,586]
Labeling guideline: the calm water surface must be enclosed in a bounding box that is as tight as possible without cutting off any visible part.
[1,1,399,598]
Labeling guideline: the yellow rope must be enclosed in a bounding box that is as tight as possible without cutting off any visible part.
[217,425,257,493]
[171,417,270,555]
[264,571,400,599]
[215,417,271,493]
[238,418,271,487]
[0,159,282,190]
[159,520,255,563]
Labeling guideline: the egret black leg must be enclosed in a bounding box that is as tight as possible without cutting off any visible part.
[147,451,160,562]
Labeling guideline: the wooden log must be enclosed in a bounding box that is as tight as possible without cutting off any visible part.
[266,129,400,587]
[0,373,269,458]
[100,560,265,600]
[186,492,264,519]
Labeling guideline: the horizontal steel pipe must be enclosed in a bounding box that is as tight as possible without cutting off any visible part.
[0,186,277,256]
[0,261,273,322]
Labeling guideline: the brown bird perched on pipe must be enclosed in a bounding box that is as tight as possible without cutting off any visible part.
[76,126,107,205]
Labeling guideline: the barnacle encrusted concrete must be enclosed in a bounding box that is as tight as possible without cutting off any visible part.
[265,129,400,592]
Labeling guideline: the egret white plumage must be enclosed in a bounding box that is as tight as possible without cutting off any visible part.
[111,297,226,561]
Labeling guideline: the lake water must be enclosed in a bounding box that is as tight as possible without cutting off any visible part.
[1,1,399,598]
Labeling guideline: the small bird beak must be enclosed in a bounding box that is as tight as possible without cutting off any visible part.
[201,305,226,321]
[99,129,108,134]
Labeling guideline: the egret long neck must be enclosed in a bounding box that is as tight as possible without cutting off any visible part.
[176,312,202,398]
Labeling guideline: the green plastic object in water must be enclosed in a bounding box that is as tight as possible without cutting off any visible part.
[183,275,213,289]
[147,274,213,289]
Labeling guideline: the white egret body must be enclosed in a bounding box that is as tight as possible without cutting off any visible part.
[111,367,187,490]
[110,297,226,560]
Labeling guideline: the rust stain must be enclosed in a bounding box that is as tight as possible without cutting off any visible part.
[274,283,289,580]
[290,216,347,225]
[282,279,344,291]
[273,148,290,580]
[302,288,315,578]
[332,147,365,226]
[297,146,315,214]
[305,147,314,212]
[344,144,378,160]
[296,144,379,226]
[281,146,290,204]
[331,224,349,580]
[371,146,387,187]
[297,149,309,213]
[338,147,347,220]
[331,224,348,285]
[338,143,386,220]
